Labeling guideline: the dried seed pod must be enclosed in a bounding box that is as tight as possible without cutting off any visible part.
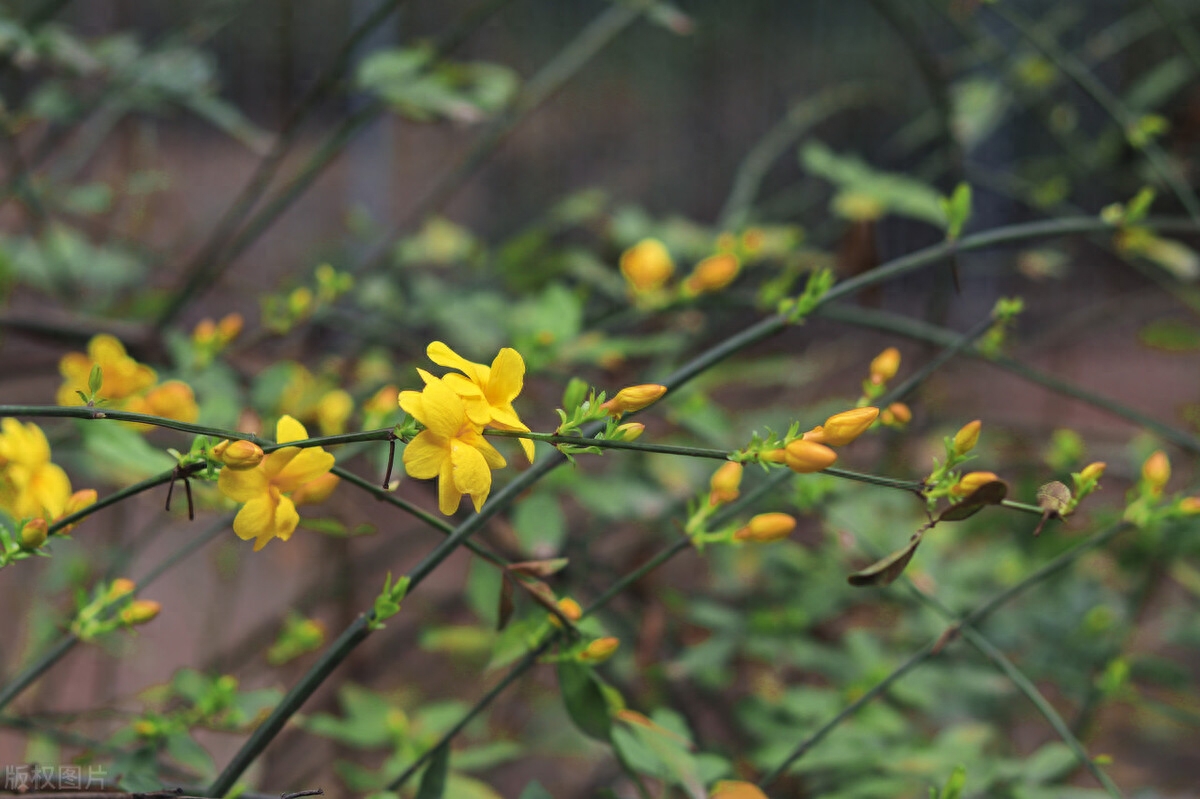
[1033,480,1072,536]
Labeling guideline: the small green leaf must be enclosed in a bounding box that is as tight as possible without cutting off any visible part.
[415,743,450,799]
[557,661,612,741]
[938,765,966,799]
[847,533,923,587]
[88,364,103,397]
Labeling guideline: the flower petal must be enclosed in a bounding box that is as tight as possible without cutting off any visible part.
[413,378,467,438]
[219,466,269,503]
[444,372,485,397]
[31,464,71,518]
[460,428,507,470]
[428,341,483,382]
[463,396,492,427]
[398,390,425,419]
[262,447,301,479]
[276,414,309,444]
[487,347,525,404]
[403,431,448,479]
[273,448,335,494]
[234,494,277,546]
[488,404,525,430]
[274,494,300,542]
[438,456,462,515]
[450,438,492,512]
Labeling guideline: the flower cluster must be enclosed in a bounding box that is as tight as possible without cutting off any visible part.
[216,416,338,551]
[619,238,741,304]
[0,419,95,528]
[57,335,199,426]
[399,342,534,515]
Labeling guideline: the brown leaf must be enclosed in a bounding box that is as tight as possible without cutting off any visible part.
[847,532,923,587]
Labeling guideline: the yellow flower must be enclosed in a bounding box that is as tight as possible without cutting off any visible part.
[425,342,535,463]
[734,512,797,543]
[803,407,879,447]
[619,239,674,292]
[57,334,157,406]
[214,439,265,471]
[55,489,97,533]
[599,384,667,417]
[291,472,340,506]
[0,419,72,520]
[137,380,200,423]
[316,389,354,436]
[683,253,740,295]
[400,376,507,515]
[218,415,335,551]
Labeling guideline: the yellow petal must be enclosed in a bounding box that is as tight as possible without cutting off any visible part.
[416,367,439,386]
[398,390,425,419]
[488,404,525,430]
[234,494,277,544]
[443,372,485,397]
[460,428,507,470]
[487,347,524,404]
[262,447,301,480]
[463,395,492,427]
[450,439,492,511]
[519,437,535,464]
[403,431,448,479]
[427,341,484,382]
[30,464,71,518]
[276,414,310,444]
[59,352,91,382]
[219,466,269,502]
[88,334,127,363]
[273,448,335,494]
[438,456,462,515]
[414,378,467,438]
[274,494,300,542]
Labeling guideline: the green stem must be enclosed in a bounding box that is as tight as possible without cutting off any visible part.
[988,3,1200,222]
[47,462,205,538]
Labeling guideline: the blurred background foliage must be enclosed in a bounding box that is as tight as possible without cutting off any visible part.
[1,0,1200,797]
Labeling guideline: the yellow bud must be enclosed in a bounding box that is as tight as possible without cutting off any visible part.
[120,599,161,626]
[1179,497,1200,515]
[709,461,744,506]
[953,420,982,456]
[710,781,769,799]
[715,231,737,252]
[218,439,265,471]
[804,407,879,447]
[614,422,645,441]
[619,239,675,292]
[108,578,136,600]
[144,380,199,423]
[759,448,787,464]
[192,318,217,345]
[734,512,797,543]
[550,597,583,628]
[316,389,354,436]
[784,439,838,473]
[683,253,740,295]
[1142,450,1170,492]
[217,313,243,343]
[580,636,620,663]
[741,228,765,255]
[869,347,901,384]
[288,286,314,317]
[19,518,48,550]
[1080,461,1106,483]
[886,402,912,424]
[951,470,1001,496]
[365,384,400,416]
[64,489,97,516]
[291,472,340,506]
[600,384,667,417]
[133,719,159,738]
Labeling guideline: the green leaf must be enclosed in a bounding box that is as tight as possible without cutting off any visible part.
[801,141,946,226]
[938,764,966,799]
[165,730,214,776]
[557,661,613,741]
[1139,319,1200,352]
[78,421,175,482]
[847,533,923,587]
[940,183,972,240]
[512,493,567,555]
[518,781,554,799]
[415,743,449,799]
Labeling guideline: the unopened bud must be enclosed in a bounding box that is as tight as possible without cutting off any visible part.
[107,578,136,601]
[291,472,340,506]
[549,597,583,628]
[953,420,982,456]
[734,512,797,543]
[882,402,912,426]
[710,781,769,799]
[709,461,744,506]
[217,439,265,471]
[192,318,217,345]
[759,448,787,464]
[784,439,838,473]
[600,384,667,417]
[217,313,243,342]
[1080,461,1106,483]
[869,347,901,384]
[19,518,47,550]
[619,239,674,292]
[144,380,199,423]
[120,599,161,626]
[1179,497,1200,515]
[951,470,1001,496]
[614,422,645,441]
[683,253,740,295]
[1142,450,1170,492]
[804,407,879,447]
[580,636,620,663]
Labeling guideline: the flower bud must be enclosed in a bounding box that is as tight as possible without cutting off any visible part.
[709,461,743,506]
[217,313,244,343]
[683,253,740,295]
[759,448,787,464]
[19,518,47,550]
[192,318,217,346]
[120,599,161,626]
[951,470,1001,496]
[56,489,98,533]
[600,384,667,417]
[217,439,265,471]
[734,512,797,543]
[804,407,879,447]
[886,402,912,424]
[549,597,583,628]
[144,380,199,423]
[613,422,645,441]
[291,472,340,506]
[579,636,620,663]
[619,239,674,292]
[107,578,136,600]
[783,439,838,473]
[1179,497,1200,515]
[1142,450,1170,492]
[710,781,769,799]
[1080,461,1106,483]
[869,347,900,384]
[953,420,982,456]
